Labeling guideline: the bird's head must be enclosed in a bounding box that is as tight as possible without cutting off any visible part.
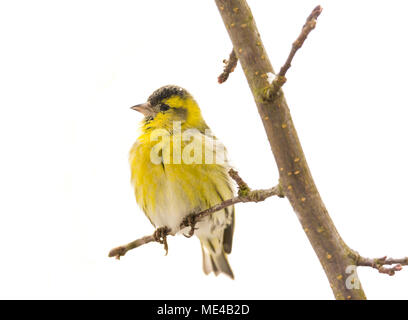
[132,85,208,132]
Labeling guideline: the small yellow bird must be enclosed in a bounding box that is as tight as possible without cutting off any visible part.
[129,85,235,278]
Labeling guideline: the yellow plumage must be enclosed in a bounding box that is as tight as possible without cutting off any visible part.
[129,85,235,278]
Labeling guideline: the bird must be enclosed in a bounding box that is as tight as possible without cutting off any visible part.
[129,85,235,279]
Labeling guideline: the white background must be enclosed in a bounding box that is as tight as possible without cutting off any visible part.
[0,0,407,299]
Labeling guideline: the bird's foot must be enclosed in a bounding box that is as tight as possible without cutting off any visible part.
[153,226,170,255]
[182,214,198,238]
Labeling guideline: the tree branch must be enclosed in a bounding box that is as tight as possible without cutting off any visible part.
[215,0,367,299]
[356,255,408,276]
[218,49,238,83]
[264,5,322,101]
[279,5,322,77]
[108,169,283,259]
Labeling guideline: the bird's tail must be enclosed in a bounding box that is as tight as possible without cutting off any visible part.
[200,237,234,279]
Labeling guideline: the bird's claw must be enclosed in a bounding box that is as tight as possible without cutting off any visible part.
[182,214,198,238]
[153,227,169,255]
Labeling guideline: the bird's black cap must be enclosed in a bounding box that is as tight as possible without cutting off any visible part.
[147,85,190,106]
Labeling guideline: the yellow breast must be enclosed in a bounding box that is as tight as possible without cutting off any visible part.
[129,130,233,232]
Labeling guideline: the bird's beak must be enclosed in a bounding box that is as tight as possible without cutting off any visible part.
[131,102,155,117]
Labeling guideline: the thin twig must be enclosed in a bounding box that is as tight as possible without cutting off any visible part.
[356,255,408,276]
[228,168,249,192]
[264,5,323,100]
[279,5,323,77]
[218,49,238,83]
[108,235,156,260]
[108,169,283,259]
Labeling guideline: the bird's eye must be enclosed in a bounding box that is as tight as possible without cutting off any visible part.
[159,104,170,112]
